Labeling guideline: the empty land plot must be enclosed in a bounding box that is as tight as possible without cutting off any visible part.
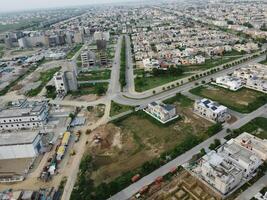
[69,82,108,97]
[77,70,111,81]
[110,101,134,117]
[90,105,212,185]
[135,74,191,92]
[226,117,267,140]
[190,85,267,113]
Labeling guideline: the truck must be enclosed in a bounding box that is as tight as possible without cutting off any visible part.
[131,174,140,182]
[139,185,149,195]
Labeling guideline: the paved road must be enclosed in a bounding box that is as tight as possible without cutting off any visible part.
[108,104,267,200]
[235,173,267,200]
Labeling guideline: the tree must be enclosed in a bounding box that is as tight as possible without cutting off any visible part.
[69,113,75,120]
[96,85,106,96]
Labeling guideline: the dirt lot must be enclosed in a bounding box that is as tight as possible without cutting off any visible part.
[12,60,65,95]
[88,104,212,186]
[144,170,221,200]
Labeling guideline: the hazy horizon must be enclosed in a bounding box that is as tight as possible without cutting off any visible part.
[0,0,133,13]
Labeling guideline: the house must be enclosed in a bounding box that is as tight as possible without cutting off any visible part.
[143,101,178,123]
[215,76,243,91]
[233,132,267,161]
[196,150,244,195]
[194,98,230,122]
[218,139,262,177]
[142,58,160,71]
[190,133,265,195]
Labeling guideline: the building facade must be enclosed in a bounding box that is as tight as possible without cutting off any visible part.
[0,131,43,160]
[144,101,178,123]
[0,99,48,131]
[194,98,230,122]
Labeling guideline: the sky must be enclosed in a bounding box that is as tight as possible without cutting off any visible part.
[0,0,127,13]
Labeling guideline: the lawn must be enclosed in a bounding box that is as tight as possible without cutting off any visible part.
[135,73,191,92]
[225,117,267,140]
[0,45,4,58]
[259,60,267,65]
[190,85,267,113]
[69,82,108,96]
[110,101,133,117]
[67,44,83,59]
[78,70,111,81]
[26,67,61,97]
[163,93,194,107]
[120,36,126,88]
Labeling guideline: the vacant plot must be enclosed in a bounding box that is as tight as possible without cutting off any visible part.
[26,67,61,97]
[135,74,190,92]
[260,60,267,65]
[69,82,108,97]
[67,44,83,59]
[226,117,267,140]
[190,85,267,113]
[78,70,111,81]
[91,105,212,185]
[71,99,223,200]
[110,101,134,117]
[163,93,194,107]
[146,170,221,200]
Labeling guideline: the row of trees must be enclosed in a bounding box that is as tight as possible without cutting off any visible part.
[152,66,184,77]
[119,36,127,89]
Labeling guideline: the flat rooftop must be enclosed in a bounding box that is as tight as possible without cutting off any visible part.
[0,131,40,146]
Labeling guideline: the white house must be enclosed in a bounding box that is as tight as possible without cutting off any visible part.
[194,98,230,123]
[197,151,244,195]
[218,139,262,177]
[142,58,160,71]
[144,101,178,123]
[233,132,267,161]
[215,76,243,91]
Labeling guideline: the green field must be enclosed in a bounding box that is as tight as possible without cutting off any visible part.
[110,101,133,117]
[119,36,126,88]
[226,117,267,140]
[69,82,108,96]
[26,67,61,97]
[71,103,221,200]
[0,45,4,58]
[190,85,267,113]
[135,74,190,92]
[67,44,83,59]
[260,60,267,65]
[78,70,111,81]
[163,93,194,107]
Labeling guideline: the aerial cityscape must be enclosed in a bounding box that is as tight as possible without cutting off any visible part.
[0,0,267,200]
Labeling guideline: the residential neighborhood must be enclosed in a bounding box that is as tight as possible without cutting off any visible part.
[0,0,267,200]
